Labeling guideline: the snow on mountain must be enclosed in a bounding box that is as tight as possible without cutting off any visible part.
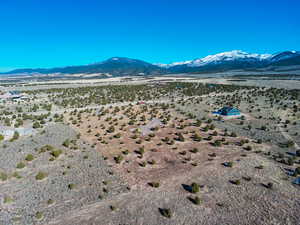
[156,50,273,68]
[154,60,192,68]
[3,50,300,75]
[188,50,272,67]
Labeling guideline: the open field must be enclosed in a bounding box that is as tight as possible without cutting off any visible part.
[1,74,300,92]
[0,80,299,225]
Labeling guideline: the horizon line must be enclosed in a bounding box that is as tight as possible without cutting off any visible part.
[1,49,299,73]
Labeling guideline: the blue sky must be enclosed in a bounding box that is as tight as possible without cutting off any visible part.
[0,0,299,71]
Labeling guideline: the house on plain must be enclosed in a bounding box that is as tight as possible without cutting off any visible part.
[293,177,300,185]
[9,91,23,100]
[213,107,241,116]
[0,90,25,101]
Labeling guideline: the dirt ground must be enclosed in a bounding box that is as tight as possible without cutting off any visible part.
[50,103,300,225]
[67,104,265,187]
[46,151,300,225]
[0,81,299,225]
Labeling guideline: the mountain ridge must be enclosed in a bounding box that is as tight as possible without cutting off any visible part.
[2,50,300,76]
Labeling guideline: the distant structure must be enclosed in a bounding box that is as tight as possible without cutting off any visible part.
[213,107,241,116]
[207,84,216,88]
[293,177,300,185]
[0,90,26,101]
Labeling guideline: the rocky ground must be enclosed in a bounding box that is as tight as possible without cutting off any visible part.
[0,124,128,225]
[0,81,299,225]
[47,153,300,225]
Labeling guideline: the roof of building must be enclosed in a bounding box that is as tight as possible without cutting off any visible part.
[217,107,240,114]
[212,106,240,115]
[220,107,240,112]
[293,177,300,185]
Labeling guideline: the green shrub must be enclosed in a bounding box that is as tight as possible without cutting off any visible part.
[49,157,55,161]
[25,154,34,161]
[114,155,123,164]
[214,140,222,147]
[193,134,202,142]
[122,150,129,155]
[148,159,156,165]
[32,121,41,129]
[149,182,160,188]
[62,139,70,147]
[207,136,213,141]
[4,196,13,204]
[35,172,47,180]
[0,172,8,181]
[191,182,200,193]
[35,212,43,220]
[193,196,201,205]
[159,208,172,218]
[243,176,251,181]
[68,183,75,190]
[137,147,145,155]
[190,148,199,153]
[139,161,146,167]
[51,149,63,158]
[16,162,26,169]
[47,199,54,205]
[39,145,54,153]
[287,157,294,166]
[177,133,185,142]
[245,145,252,151]
[114,133,121,138]
[231,132,237,137]
[266,182,273,189]
[12,172,22,179]
[231,179,241,185]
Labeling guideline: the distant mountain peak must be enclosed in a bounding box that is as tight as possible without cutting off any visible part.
[2,50,299,76]
[156,50,273,69]
[106,57,129,61]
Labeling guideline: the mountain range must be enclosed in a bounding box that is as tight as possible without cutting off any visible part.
[2,50,300,76]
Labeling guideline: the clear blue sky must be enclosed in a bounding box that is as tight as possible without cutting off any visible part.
[0,0,299,71]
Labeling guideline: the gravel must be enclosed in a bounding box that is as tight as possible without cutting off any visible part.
[0,123,128,225]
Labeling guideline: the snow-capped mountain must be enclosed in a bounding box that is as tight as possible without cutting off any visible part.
[188,50,271,67]
[157,50,300,73]
[2,50,300,76]
[157,50,272,68]
[154,61,192,68]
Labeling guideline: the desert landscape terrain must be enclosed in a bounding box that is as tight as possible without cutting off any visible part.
[0,77,299,225]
